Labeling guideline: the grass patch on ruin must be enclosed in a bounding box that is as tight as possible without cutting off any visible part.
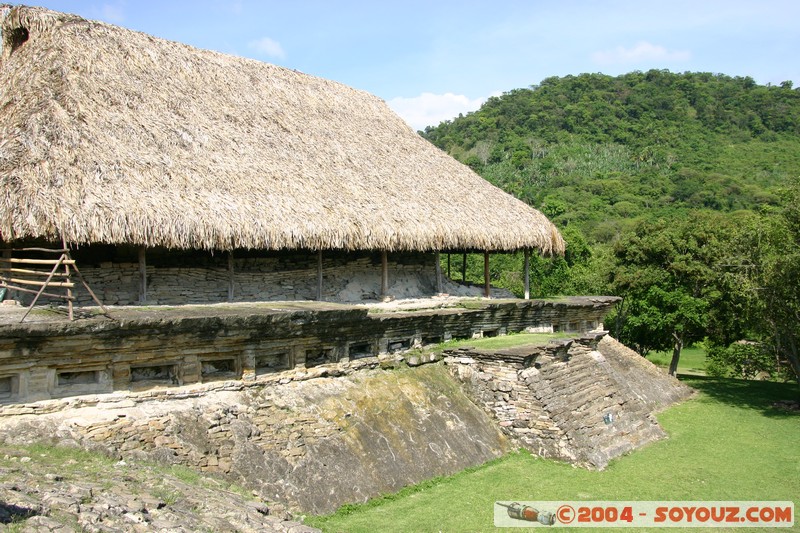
[0,442,118,479]
[168,464,203,485]
[0,443,257,508]
[432,331,575,352]
[304,376,800,532]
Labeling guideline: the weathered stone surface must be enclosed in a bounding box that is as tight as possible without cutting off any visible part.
[0,327,691,521]
[0,298,694,521]
[595,335,693,410]
[0,446,314,532]
[0,365,509,515]
[9,250,498,307]
[0,297,619,403]
[444,333,692,469]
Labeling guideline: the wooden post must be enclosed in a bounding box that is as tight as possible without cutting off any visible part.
[461,253,467,282]
[227,250,234,302]
[447,253,451,279]
[1,249,10,301]
[19,255,67,323]
[316,250,323,301]
[70,263,111,318]
[523,249,530,300]
[434,251,443,294]
[62,239,73,320]
[138,246,147,304]
[483,251,490,298]
[381,250,389,298]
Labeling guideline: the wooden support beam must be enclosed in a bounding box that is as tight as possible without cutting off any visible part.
[138,246,147,304]
[0,257,75,265]
[70,262,111,317]
[434,251,443,294]
[4,244,111,322]
[0,247,68,253]
[62,239,73,321]
[447,253,451,279]
[1,249,10,301]
[524,249,530,300]
[3,277,74,288]
[483,251,490,298]
[316,250,323,301]
[461,253,467,282]
[381,250,389,298]
[0,266,69,277]
[227,250,235,302]
[20,254,67,323]
[0,283,74,300]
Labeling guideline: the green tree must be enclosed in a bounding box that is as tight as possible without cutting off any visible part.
[763,184,800,382]
[610,214,727,374]
[733,183,800,382]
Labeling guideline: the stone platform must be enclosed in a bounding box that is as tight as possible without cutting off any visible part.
[0,294,696,516]
[0,327,692,515]
[0,296,619,403]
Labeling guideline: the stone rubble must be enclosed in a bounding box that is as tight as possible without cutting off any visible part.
[0,446,319,532]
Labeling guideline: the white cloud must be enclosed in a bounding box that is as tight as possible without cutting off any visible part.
[591,41,691,66]
[388,92,490,132]
[248,37,286,60]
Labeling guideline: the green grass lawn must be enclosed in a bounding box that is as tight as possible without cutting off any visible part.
[648,346,708,376]
[305,376,800,533]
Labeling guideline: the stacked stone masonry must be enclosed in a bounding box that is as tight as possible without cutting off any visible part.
[0,363,511,514]
[0,297,694,514]
[443,334,691,469]
[0,332,692,514]
[0,297,619,403]
[4,247,452,306]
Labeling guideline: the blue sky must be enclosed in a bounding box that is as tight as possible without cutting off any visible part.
[31,1,800,130]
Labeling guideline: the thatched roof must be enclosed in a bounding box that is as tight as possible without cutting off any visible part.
[0,5,564,255]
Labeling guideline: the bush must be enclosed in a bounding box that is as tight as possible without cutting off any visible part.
[705,341,792,381]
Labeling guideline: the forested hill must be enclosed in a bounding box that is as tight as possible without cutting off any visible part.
[422,71,800,382]
[422,70,800,243]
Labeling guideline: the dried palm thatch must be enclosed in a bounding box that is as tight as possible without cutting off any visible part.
[0,5,564,255]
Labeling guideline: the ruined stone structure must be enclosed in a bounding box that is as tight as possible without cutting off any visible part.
[72,249,442,306]
[0,363,510,515]
[0,327,691,515]
[0,294,693,514]
[0,297,617,404]
[445,334,692,468]
[5,247,490,308]
[0,8,695,518]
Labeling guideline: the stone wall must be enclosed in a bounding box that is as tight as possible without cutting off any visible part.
[444,333,693,469]
[3,245,486,306]
[0,330,692,514]
[0,363,510,515]
[74,250,444,306]
[0,297,619,404]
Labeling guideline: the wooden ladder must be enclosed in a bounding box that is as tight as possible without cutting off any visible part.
[0,245,110,323]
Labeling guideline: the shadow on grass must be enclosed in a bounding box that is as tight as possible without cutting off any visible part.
[0,502,38,524]
[679,375,799,418]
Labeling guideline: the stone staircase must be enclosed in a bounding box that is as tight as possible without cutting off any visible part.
[445,333,690,469]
